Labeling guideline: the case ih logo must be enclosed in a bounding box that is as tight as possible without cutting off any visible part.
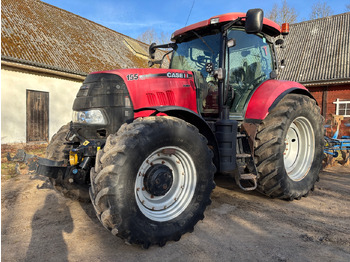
[129,73,192,81]
[167,72,190,79]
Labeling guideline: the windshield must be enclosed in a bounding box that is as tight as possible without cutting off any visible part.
[170,32,222,117]
[170,32,221,79]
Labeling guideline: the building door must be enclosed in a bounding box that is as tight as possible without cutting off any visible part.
[26,90,49,142]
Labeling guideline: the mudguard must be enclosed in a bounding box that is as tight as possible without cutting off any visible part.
[135,106,221,172]
[244,79,314,122]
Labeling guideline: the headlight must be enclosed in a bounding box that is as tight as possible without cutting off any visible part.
[72,109,107,125]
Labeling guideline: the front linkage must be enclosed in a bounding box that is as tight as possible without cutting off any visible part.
[7,123,104,188]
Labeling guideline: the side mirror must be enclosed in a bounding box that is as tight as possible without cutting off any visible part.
[149,42,157,59]
[245,9,264,34]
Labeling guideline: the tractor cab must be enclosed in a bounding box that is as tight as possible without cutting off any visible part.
[150,9,281,120]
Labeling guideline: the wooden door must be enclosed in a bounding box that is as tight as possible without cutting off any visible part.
[26,90,49,142]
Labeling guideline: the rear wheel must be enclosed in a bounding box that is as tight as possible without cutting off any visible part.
[46,123,90,202]
[90,116,216,248]
[255,94,324,200]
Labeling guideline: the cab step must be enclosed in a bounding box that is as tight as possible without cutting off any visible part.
[235,172,258,191]
[236,153,251,158]
[235,132,259,191]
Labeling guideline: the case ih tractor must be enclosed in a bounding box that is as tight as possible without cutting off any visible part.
[21,9,325,247]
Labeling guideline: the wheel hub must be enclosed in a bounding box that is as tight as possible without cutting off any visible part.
[135,146,196,221]
[283,117,315,181]
[144,164,173,196]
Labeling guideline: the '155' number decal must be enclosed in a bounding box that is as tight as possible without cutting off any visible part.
[126,74,138,81]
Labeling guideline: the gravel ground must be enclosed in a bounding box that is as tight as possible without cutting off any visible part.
[1,164,350,262]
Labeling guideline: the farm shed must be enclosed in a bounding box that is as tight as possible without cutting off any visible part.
[1,0,152,144]
[278,12,350,137]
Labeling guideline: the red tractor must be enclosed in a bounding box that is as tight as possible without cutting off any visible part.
[20,9,324,247]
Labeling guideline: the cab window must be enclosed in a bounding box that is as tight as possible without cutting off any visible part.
[226,28,274,115]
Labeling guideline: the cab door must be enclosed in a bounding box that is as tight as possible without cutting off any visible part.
[225,28,274,118]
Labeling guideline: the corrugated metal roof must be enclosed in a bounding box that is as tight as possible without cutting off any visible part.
[1,0,152,75]
[278,12,350,85]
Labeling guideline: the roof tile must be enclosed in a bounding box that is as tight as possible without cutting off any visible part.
[278,12,350,84]
[1,0,152,75]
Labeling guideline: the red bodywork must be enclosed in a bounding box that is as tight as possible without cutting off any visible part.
[244,80,309,120]
[172,12,281,39]
[92,68,198,117]
[92,69,309,122]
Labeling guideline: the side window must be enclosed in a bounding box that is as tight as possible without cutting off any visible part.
[226,29,273,114]
[334,99,350,117]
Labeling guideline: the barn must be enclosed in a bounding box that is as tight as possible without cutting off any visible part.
[1,0,153,144]
[279,12,350,138]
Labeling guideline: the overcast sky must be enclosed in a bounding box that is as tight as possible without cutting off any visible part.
[42,0,350,40]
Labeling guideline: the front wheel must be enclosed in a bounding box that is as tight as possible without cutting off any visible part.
[90,116,216,247]
[255,94,324,200]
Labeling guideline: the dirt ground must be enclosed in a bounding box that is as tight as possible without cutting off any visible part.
[1,162,350,262]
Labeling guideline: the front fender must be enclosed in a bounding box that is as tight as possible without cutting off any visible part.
[244,80,314,122]
[134,106,220,172]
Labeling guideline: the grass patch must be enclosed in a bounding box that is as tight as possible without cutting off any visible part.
[1,143,47,180]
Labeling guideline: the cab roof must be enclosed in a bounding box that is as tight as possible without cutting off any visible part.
[172,12,281,40]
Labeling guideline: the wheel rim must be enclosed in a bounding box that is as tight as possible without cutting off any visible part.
[135,146,196,222]
[284,116,315,181]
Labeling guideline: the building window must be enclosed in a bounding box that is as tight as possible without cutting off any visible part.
[333,98,350,117]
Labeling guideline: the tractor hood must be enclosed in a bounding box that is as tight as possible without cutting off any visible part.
[91,68,199,116]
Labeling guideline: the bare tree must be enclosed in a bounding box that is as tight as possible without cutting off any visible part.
[346,4,350,11]
[159,32,170,44]
[137,28,170,45]
[310,1,333,19]
[137,28,158,45]
[266,0,298,25]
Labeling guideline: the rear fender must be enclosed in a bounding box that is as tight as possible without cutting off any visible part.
[244,80,314,122]
[134,106,220,172]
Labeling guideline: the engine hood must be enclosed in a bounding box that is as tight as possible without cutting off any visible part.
[91,68,199,115]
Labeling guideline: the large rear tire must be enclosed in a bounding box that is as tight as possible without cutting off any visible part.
[255,94,324,200]
[46,123,90,202]
[90,116,216,248]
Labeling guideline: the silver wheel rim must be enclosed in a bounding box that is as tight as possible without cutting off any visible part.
[135,146,196,222]
[284,116,315,181]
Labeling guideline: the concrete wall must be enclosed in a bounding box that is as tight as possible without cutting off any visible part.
[1,66,83,144]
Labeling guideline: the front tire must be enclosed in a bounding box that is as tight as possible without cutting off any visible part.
[90,116,216,247]
[255,94,324,200]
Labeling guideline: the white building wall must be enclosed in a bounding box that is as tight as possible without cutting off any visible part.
[1,67,82,144]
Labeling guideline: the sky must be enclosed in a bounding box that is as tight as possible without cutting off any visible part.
[42,0,350,41]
